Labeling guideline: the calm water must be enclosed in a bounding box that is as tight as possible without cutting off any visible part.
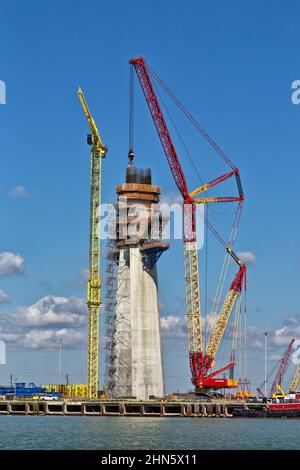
[0,416,298,450]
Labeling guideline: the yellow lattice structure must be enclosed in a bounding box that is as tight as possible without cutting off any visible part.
[206,288,239,361]
[183,241,202,353]
[78,87,107,399]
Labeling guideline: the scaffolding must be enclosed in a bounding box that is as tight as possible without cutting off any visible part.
[104,238,119,395]
[106,247,132,397]
[104,233,132,397]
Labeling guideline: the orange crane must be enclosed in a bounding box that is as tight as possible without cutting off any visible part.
[130,56,245,392]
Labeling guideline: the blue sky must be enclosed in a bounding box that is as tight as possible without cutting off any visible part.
[0,0,299,393]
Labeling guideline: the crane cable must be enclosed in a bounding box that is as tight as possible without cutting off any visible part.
[204,206,208,351]
[153,81,206,189]
[207,200,243,344]
[148,65,243,265]
[152,76,234,217]
[128,66,135,163]
[150,74,245,357]
[146,61,236,170]
[148,64,246,361]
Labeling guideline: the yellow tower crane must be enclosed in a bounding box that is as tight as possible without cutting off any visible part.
[78,87,107,399]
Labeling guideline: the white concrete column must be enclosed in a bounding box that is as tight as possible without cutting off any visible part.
[130,248,164,398]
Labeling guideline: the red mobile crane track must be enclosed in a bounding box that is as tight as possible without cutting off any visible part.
[130,56,246,391]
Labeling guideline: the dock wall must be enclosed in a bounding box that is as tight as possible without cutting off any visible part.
[0,400,262,417]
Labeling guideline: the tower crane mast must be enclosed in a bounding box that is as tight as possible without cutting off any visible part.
[78,87,107,399]
[130,56,245,391]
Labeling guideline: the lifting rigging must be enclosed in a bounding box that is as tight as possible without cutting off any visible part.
[129,56,246,392]
[78,87,107,399]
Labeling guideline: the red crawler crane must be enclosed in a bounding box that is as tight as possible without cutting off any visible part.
[130,56,246,392]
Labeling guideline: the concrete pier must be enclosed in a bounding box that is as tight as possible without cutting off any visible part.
[113,247,164,399]
[0,399,268,417]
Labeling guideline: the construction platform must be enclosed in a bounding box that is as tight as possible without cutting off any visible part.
[0,399,271,417]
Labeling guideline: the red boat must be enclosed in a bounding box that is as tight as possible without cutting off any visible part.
[268,402,300,411]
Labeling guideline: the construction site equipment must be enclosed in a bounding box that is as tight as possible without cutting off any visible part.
[232,390,255,400]
[272,384,285,399]
[258,338,295,399]
[289,363,300,393]
[0,383,48,397]
[269,338,295,398]
[78,87,108,399]
[130,56,245,392]
[45,384,89,398]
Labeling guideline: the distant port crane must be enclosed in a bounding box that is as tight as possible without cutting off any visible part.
[289,363,300,393]
[257,337,295,399]
[130,56,246,393]
[78,87,107,399]
[269,338,295,397]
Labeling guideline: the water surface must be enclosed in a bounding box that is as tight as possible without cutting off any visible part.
[0,416,298,450]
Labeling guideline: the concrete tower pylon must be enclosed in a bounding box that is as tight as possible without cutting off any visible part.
[110,165,169,399]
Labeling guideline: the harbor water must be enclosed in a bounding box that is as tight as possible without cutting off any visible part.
[0,416,298,450]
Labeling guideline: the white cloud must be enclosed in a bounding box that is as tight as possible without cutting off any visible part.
[159,191,182,206]
[247,315,300,351]
[18,328,85,349]
[160,315,186,338]
[161,311,219,340]
[237,251,256,265]
[0,290,10,303]
[0,252,25,277]
[11,295,86,327]
[0,294,87,350]
[160,312,217,338]
[205,311,218,335]
[8,185,29,199]
[283,315,300,326]
[0,328,85,350]
[160,309,300,359]
[0,331,19,343]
